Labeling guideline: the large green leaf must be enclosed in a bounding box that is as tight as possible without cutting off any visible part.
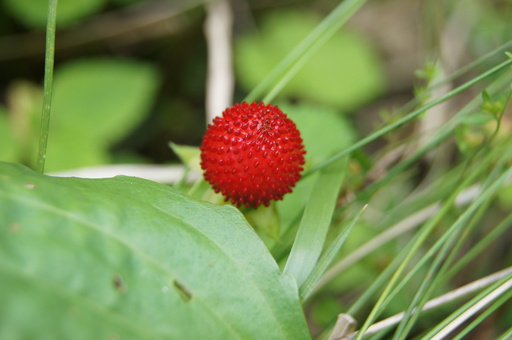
[0,162,310,340]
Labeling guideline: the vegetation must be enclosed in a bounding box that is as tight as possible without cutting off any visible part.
[1,0,511,339]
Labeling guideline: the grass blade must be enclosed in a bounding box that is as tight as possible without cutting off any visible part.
[451,288,512,340]
[305,57,512,176]
[392,160,510,339]
[442,212,512,281]
[36,0,58,173]
[353,153,512,340]
[421,275,512,340]
[357,68,512,201]
[300,204,367,301]
[343,137,507,320]
[284,157,347,287]
[348,267,512,338]
[497,327,512,340]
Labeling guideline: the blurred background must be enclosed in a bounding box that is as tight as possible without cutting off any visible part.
[1,0,511,338]
[1,0,509,174]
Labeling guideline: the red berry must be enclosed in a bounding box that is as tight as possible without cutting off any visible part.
[200,102,306,208]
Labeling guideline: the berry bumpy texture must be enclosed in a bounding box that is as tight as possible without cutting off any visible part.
[200,102,306,208]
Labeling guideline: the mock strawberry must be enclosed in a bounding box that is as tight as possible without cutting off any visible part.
[200,102,306,208]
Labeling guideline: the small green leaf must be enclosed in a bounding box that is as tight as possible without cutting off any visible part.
[415,60,441,82]
[482,90,492,103]
[0,162,311,340]
[169,142,202,172]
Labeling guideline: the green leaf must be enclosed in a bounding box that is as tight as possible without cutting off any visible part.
[46,59,160,171]
[3,0,107,28]
[235,10,385,111]
[169,142,202,172]
[482,90,492,103]
[0,162,310,340]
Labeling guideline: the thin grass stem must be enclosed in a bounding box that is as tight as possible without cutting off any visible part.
[497,327,512,340]
[36,0,59,173]
[355,68,512,203]
[451,288,512,340]
[442,212,512,280]
[422,275,512,340]
[429,39,512,90]
[347,267,512,339]
[353,157,512,340]
[392,151,510,339]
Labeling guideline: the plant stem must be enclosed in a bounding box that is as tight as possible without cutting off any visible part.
[36,0,59,173]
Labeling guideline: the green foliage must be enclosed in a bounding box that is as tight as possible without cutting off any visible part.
[299,205,366,302]
[0,162,310,340]
[2,0,512,338]
[3,0,107,28]
[322,221,389,292]
[235,10,385,111]
[0,59,159,171]
[284,156,347,287]
[455,88,510,154]
[45,59,159,171]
